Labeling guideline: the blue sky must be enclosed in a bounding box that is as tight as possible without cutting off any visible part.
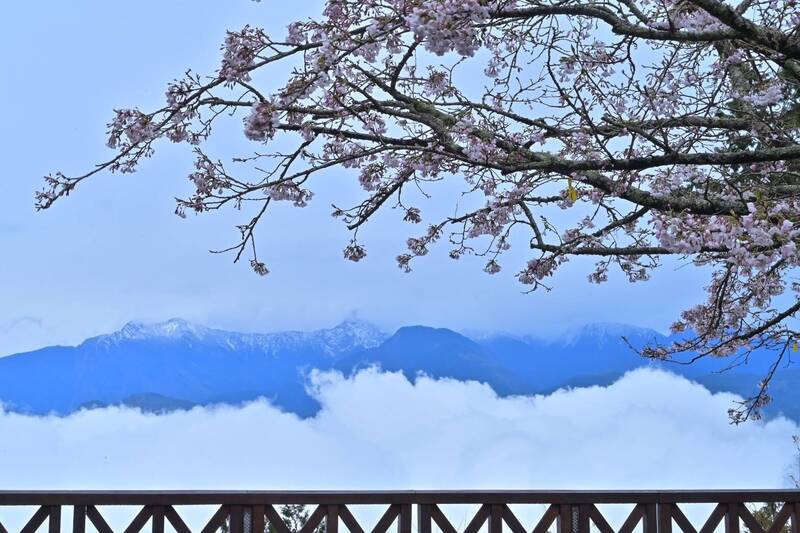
[0,1,709,355]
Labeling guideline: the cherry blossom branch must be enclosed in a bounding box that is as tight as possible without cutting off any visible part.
[39,0,800,421]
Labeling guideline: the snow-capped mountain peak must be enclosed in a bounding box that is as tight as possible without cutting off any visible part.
[82,317,386,356]
[317,318,387,353]
[117,318,208,340]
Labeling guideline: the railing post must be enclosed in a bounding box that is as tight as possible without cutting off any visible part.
[328,505,339,533]
[657,503,672,533]
[790,502,799,533]
[48,506,61,533]
[418,504,432,533]
[643,504,657,533]
[490,504,503,533]
[231,505,245,533]
[557,504,573,533]
[151,505,165,533]
[397,504,411,533]
[577,505,590,533]
[73,505,86,533]
[253,505,265,533]
[724,504,740,533]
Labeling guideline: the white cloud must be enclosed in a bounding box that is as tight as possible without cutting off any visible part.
[0,368,796,530]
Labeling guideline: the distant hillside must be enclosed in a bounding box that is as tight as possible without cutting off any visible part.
[335,326,526,394]
[0,318,796,422]
[79,393,197,414]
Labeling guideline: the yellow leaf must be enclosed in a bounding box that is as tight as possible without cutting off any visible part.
[793,342,798,353]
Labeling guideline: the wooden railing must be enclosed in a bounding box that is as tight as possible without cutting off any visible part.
[0,491,798,533]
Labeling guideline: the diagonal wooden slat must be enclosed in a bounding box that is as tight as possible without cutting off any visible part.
[87,505,114,533]
[299,505,327,533]
[371,505,401,533]
[587,505,614,533]
[430,504,458,533]
[671,504,698,533]
[21,506,49,533]
[165,506,192,533]
[699,504,727,533]
[532,504,560,533]
[339,504,366,533]
[0,520,7,533]
[767,504,793,533]
[502,505,527,533]
[201,505,230,533]
[464,505,490,533]
[739,505,766,533]
[619,504,645,533]
[265,505,292,533]
[125,506,154,533]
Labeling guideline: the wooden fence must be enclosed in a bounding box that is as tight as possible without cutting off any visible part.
[0,491,798,533]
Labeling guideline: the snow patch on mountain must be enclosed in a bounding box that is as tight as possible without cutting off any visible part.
[117,318,209,340]
[84,317,387,356]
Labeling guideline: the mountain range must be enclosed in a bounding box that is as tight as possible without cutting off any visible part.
[0,318,797,421]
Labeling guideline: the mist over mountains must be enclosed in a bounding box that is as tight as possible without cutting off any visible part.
[1,318,797,421]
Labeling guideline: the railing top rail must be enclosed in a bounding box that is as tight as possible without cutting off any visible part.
[0,490,799,506]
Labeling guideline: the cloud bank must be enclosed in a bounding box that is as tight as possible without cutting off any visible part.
[1,368,797,530]
[1,368,796,492]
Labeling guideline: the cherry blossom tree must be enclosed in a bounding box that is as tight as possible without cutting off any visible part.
[38,0,800,421]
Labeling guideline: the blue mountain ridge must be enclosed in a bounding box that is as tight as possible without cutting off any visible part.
[0,318,796,421]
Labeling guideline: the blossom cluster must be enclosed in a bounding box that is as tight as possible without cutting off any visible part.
[405,0,494,56]
[220,26,269,83]
[244,101,280,142]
